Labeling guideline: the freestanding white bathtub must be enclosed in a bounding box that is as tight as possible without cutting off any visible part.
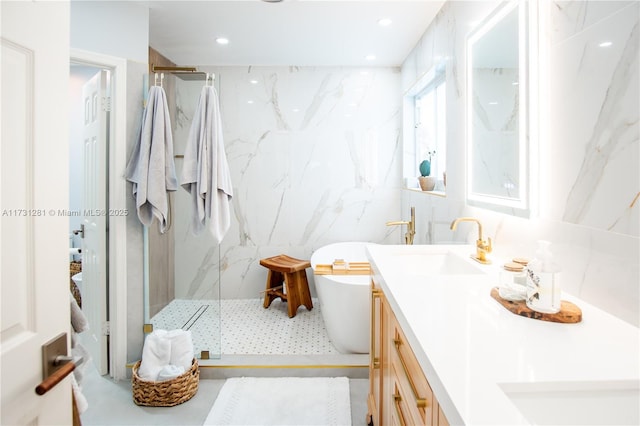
[310,242,376,354]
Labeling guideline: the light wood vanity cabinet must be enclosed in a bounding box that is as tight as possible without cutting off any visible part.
[368,279,449,426]
[367,281,385,426]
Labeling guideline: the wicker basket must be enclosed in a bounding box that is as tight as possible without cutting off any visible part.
[132,358,199,406]
[69,261,82,308]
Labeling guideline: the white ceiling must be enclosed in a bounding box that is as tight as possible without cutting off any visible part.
[148,0,445,67]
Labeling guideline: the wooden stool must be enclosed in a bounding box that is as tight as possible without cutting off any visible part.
[260,254,313,318]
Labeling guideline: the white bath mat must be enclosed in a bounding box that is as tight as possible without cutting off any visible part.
[203,377,351,425]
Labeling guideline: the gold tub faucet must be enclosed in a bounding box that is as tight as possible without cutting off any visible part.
[386,207,416,245]
[450,217,492,264]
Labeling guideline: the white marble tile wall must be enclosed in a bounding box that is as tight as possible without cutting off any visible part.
[172,67,402,300]
[547,1,639,234]
[401,1,639,326]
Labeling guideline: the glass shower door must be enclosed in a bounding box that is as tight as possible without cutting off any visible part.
[146,72,222,360]
[172,73,222,360]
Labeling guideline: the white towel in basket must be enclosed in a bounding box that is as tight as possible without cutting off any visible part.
[138,330,171,381]
[166,329,194,371]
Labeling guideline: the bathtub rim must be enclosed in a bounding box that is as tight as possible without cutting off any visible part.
[310,241,377,285]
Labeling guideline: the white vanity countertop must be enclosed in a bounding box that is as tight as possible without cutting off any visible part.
[366,244,640,426]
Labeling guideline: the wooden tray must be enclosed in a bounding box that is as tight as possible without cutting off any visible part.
[313,262,371,275]
[490,287,582,323]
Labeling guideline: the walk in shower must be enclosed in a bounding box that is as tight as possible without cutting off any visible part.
[145,63,403,363]
[145,66,338,360]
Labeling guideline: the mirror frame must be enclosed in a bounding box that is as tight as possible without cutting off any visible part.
[465,0,539,217]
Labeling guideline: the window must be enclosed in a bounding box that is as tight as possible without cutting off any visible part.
[404,64,447,192]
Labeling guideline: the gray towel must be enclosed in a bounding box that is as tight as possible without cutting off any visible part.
[181,86,233,242]
[125,86,178,233]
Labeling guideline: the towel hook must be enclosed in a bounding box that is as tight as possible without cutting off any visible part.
[153,72,165,87]
[154,73,159,87]
[205,73,215,87]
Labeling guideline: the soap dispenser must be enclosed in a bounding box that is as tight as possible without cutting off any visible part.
[525,240,561,313]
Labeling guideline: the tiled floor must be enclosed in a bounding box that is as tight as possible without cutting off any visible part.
[151,297,340,356]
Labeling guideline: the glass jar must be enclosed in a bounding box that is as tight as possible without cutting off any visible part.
[498,261,527,301]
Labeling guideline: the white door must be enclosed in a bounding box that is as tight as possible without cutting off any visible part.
[81,70,109,375]
[1,1,72,425]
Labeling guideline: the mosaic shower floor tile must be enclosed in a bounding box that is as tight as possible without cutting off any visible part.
[151,298,339,356]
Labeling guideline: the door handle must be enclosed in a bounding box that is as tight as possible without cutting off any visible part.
[35,362,75,395]
[72,224,84,239]
[35,332,76,395]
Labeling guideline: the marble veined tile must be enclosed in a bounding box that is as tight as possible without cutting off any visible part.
[551,1,635,43]
[548,3,639,235]
[173,66,402,299]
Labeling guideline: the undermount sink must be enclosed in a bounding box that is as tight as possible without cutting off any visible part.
[388,250,485,276]
[499,380,640,425]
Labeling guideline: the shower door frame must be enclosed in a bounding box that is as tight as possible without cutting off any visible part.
[156,74,223,359]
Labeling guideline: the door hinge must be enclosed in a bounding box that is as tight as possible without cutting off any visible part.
[102,96,112,112]
[102,321,110,336]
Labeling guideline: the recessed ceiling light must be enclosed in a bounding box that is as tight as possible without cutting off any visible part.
[250,79,259,85]
[365,54,376,61]
[292,108,300,113]
[247,100,254,104]
[378,18,392,27]
[488,101,498,105]
[216,37,229,45]
[599,41,613,47]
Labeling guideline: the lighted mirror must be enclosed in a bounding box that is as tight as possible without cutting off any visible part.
[466,1,537,217]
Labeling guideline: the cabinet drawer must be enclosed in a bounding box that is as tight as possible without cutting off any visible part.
[390,369,421,426]
[390,318,434,425]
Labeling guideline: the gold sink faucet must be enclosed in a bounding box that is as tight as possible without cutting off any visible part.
[450,217,492,264]
[386,207,416,245]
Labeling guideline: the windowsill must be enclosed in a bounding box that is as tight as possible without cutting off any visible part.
[403,188,446,198]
